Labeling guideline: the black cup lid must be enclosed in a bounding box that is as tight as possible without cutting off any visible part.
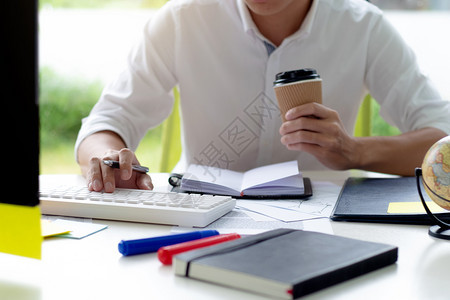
[273,68,320,86]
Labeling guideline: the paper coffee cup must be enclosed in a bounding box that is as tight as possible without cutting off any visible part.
[273,68,322,122]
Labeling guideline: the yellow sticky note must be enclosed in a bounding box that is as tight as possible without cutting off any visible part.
[388,201,446,214]
[41,220,71,238]
[0,203,42,259]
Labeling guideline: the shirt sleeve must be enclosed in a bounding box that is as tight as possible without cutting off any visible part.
[75,3,178,156]
[364,13,450,135]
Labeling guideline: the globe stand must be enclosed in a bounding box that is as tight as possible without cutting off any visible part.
[416,168,450,241]
[428,226,450,240]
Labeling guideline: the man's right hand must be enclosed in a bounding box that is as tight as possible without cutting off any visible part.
[77,131,153,193]
[87,148,153,193]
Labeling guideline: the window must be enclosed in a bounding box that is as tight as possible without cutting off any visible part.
[39,1,166,173]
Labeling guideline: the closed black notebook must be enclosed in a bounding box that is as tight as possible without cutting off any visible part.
[174,228,398,299]
[331,177,450,224]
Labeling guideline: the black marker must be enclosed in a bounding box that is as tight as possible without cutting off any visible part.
[102,160,149,173]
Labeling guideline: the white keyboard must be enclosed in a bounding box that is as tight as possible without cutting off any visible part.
[39,185,235,227]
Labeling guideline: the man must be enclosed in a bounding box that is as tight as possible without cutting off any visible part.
[76,0,450,192]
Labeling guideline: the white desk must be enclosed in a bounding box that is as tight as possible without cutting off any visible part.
[1,171,449,300]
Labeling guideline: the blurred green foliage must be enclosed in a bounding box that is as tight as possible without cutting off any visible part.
[371,100,402,137]
[39,67,164,173]
[39,67,101,173]
[39,67,101,147]
[38,0,167,173]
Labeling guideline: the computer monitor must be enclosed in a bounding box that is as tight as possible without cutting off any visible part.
[1,1,39,206]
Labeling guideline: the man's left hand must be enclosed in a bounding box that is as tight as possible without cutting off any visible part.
[279,102,360,170]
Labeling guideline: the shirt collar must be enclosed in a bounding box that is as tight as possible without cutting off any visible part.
[237,0,257,35]
[237,0,319,44]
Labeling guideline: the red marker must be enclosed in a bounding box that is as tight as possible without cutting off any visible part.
[158,233,241,265]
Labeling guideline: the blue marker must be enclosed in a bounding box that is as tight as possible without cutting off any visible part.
[118,230,220,256]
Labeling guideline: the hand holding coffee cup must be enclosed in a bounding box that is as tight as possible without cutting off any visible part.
[273,68,322,122]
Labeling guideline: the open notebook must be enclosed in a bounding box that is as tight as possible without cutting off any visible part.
[175,161,312,199]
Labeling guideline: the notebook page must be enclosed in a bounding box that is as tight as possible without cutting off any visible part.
[184,164,244,192]
[241,160,301,190]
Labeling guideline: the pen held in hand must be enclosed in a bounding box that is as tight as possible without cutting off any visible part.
[102,160,149,174]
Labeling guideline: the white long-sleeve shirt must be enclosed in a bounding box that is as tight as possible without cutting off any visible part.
[76,0,450,172]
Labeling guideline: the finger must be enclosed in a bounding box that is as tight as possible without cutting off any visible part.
[280,116,322,136]
[118,148,134,180]
[136,173,154,190]
[281,130,335,148]
[87,157,103,192]
[285,102,332,121]
[281,130,319,147]
[101,157,116,193]
[286,141,322,154]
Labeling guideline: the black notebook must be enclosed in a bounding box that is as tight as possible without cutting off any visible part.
[331,177,450,224]
[174,228,398,299]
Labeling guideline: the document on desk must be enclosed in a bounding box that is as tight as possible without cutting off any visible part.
[188,210,304,235]
[236,181,340,222]
[172,181,339,235]
[174,209,333,235]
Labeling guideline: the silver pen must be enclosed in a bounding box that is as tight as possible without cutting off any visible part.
[102,160,149,174]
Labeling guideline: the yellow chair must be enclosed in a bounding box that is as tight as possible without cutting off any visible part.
[354,94,373,137]
[159,88,182,172]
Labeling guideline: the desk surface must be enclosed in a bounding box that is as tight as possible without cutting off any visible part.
[1,171,449,300]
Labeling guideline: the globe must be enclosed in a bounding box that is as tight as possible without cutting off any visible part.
[421,136,450,211]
